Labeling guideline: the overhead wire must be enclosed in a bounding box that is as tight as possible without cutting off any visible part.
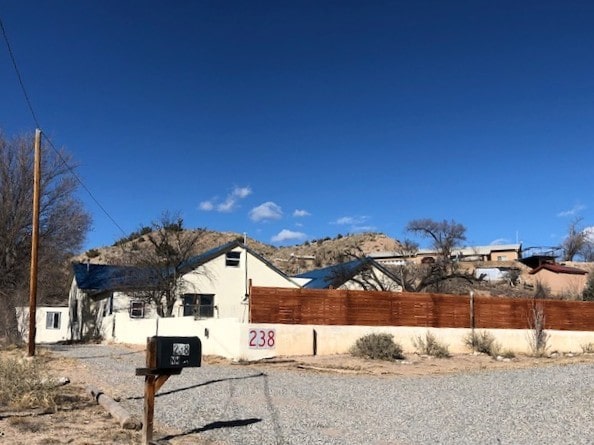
[0,14,127,238]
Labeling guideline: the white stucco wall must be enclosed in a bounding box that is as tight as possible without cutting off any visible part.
[177,247,299,320]
[17,306,71,344]
[104,313,594,360]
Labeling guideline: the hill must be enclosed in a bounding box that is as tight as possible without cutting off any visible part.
[76,230,401,275]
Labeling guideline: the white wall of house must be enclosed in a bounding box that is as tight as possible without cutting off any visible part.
[16,306,70,344]
[174,247,299,321]
[338,266,403,291]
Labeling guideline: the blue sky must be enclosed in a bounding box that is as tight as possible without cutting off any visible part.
[2,1,594,251]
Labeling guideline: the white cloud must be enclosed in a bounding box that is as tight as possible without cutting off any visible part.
[199,185,252,213]
[351,225,376,233]
[584,226,594,241]
[249,202,283,222]
[271,229,306,243]
[557,204,586,217]
[293,209,311,217]
[490,238,509,245]
[333,216,368,225]
[199,201,214,211]
[232,186,252,199]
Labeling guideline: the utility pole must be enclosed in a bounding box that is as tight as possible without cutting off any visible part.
[28,128,41,357]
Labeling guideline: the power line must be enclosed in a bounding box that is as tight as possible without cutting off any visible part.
[41,133,128,237]
[0,16,41,129]
[0,14,127,239]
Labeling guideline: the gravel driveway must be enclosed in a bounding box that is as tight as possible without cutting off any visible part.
[51,344,594,445]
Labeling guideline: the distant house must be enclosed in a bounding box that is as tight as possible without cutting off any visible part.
[528,263,588,298]
[294,257,402,291]
[68,240,301,341]
[370,244,523,266]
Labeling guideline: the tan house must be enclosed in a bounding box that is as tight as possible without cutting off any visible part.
[370,244,522,266]
[528,263,588,298]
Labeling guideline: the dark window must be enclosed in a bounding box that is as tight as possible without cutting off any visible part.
[129,300,145,318]
[182,294,215,318]
[103,294,114,317]
[225,251,241,267]
[46,312,61,329]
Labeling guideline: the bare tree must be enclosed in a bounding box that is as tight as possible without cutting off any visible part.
[122,213,206,317]
[330,249,402,291]
[403,218,477,293]
[0,132,91,342]
[562,217,590,261]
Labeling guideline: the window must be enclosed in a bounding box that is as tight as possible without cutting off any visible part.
[182,294,215,318]
[497,255,507,261]
[129,300,145,318]
[46,312,61,330]
[103,294,114,317]
[225,251,241,267]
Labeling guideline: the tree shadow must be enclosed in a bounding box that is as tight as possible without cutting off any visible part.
[157,417,262,441]
[127,372,266,400]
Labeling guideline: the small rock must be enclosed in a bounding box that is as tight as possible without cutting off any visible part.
[566,353,574,357]
[496,355,503,361]
[57,376,70,385]
[503,358,511,363]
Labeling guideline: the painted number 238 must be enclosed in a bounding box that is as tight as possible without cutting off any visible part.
[248,329,275,349]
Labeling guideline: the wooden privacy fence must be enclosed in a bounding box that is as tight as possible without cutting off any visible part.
[250,287,594,331]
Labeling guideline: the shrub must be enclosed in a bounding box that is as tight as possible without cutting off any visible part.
[581,343,594,354]
[350,333,404,361]
[0,354,59,410]
[85,248,100,258]
[464,330,501,357]
[413,331,451,358]
[528,301,549,357]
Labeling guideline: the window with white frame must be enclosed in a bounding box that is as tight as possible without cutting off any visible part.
[225,251,241,267]
[129,300,145,318]
[46,311,61,330]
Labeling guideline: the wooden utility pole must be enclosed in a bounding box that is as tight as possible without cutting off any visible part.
[28,128,41,357]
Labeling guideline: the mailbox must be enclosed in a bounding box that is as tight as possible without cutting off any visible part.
[148,336,201,369]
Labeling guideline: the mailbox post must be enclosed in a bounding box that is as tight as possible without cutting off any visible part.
[136,336,201,444]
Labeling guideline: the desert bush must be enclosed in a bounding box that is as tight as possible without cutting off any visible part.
[464,330,501,357]
[581,343,594,353]
[500,349,516,359]
[85,248,100,258]
[0,354,59,410]
[412,331,451,358]
[350,333,404,361]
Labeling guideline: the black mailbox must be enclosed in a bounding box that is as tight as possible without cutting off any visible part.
[148,336,201,369]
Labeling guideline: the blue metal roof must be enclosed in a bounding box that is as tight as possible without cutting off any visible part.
[72,263,156,293]
[72,240,300,293]
[294,258,369,289]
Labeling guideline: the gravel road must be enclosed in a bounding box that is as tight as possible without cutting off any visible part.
[51,344,594,445]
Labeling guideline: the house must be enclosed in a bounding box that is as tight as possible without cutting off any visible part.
[294,257,402,291]
[369,244,523,266]
[68,240,301,341]
[527,263,588,298]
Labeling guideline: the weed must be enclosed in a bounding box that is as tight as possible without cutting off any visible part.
[350,333,404,361]
[528,300,549,357]
[464,330,501,357]
[581,343,594,354]
[412,331,451,358]
[0,353,59,410]
[500,349,516,359]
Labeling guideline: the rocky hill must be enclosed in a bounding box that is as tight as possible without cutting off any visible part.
[76,230,401,275]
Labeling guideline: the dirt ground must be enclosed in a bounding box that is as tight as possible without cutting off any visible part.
[1,347,594,445]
